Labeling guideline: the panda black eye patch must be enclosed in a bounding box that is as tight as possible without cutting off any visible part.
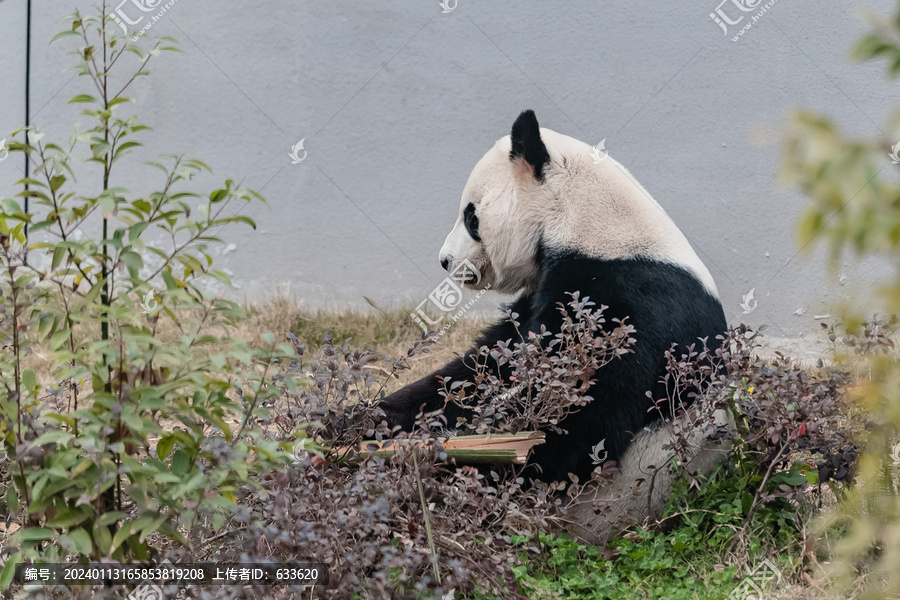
[463,202,481,241]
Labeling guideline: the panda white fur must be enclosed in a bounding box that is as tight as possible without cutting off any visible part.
[381,111,729,538]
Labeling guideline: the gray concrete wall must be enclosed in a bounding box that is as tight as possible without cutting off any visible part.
[0,0,894,360]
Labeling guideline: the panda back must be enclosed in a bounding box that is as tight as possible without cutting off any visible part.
[523,247,727,481]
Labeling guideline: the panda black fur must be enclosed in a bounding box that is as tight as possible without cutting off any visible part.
[381,110,727,485]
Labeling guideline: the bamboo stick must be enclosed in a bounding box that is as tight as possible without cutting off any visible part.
[340,432,545,466]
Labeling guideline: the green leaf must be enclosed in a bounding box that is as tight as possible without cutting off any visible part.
[71,458,94,478]
[778,469,809,486]
[18,527,56,542]
[140,515,167,542]
[1,198,23,215]
[0,552,21,590]
[112,516,155,551]
[97,511,128,527]
[92,141,112,160]
[6,486,18,512]
[741,491,753,515]
[891,55,900,79]
[21,370,36,391]
[94,523,112,556]
[156,435,175,460]
[50,30,79,44]
[60,529,93,555]
[158,522,189,547]
[206,413,232,442]
[68,94,97,104]
[30,430,74,448]
[99,193,116,216]
[227,215,256,229]
[122,413,144,433]
[171,449,190,476]
[113,141,142,164]
[110,523,134,555]
[121,250,143,273]
[46,507,89,529]
[51,245,67,271]
[50,329,69,351]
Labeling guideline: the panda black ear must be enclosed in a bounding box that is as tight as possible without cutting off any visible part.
[509,110,549,181]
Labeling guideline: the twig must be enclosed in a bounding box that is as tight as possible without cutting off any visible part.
[413,452,440,585]
[727,441,791,557]
[200,525,249,548]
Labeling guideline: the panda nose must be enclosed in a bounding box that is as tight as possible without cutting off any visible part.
[440,258,450,271]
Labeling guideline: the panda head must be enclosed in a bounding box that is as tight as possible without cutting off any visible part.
[439,110,555,294]
[439,110,719,297]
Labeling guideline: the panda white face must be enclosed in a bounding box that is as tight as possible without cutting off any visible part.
[439,126,552,295]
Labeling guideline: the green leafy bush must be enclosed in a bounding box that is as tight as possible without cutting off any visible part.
[0,7,288,588]
[780,4,900,597]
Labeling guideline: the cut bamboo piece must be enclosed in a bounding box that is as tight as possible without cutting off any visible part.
[340,432,546,465]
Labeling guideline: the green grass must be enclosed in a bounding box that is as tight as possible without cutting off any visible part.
[467,458,810,600]
[506,531,739,600]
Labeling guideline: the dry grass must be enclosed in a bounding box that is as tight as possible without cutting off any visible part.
[20,290,485,390]
[233,293,485,389]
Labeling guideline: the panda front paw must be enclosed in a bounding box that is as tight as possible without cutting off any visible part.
[378,394,414,432]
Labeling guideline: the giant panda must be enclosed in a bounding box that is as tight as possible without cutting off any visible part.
[381,110,728,504]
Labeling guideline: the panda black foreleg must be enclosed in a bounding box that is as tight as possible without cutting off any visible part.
[380,297,532,432]
[381,352,491,431]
